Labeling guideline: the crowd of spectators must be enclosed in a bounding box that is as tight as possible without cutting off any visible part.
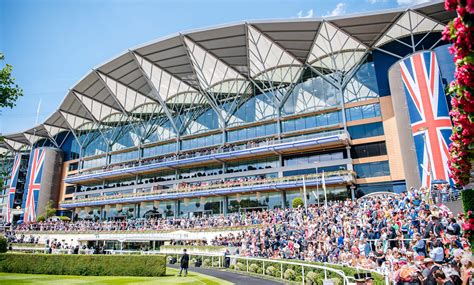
[12,212,262,232]
[7,188,474,284]
[211,191,473,284]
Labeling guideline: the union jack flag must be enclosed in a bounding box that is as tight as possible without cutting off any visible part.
[399,51,453,188]
[22,149,45,222]
[5,154,21,222]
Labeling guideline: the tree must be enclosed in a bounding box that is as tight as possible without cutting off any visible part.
[292,197,304,208]
[0,236,7,253]
[45,200,56,218]
[0,53,23,108]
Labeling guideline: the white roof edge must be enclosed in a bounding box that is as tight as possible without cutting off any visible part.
[1,0,448,139]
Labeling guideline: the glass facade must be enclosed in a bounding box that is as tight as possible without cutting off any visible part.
[181,133,221,151]
[110,149,139,164]
[82,156,107,169]
[226,157,278,173]
[347,122,384,139]
[142,142,176,158]
[284,150,346,167]
[353,161,390,178]
[228,123,277,143]
[350,142,387,158]
[345,103,381,122]
[282,111,341,133]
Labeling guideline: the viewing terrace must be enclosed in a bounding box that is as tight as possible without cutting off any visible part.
[65,130,349,184]
[60,171,355,208]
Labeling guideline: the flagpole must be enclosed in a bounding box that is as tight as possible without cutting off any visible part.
[24,98,42,223]
[303,176,307,210]
[322,171,327,208]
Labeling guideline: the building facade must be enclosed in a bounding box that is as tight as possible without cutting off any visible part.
[0,2,456,222]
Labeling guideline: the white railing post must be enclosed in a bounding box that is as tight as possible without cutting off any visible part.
[263,261,265,276]
[302,265,305,285]
[212,256,214,267]
[246,259,249,272]
[324,268,327,280]
[281,263,283,279]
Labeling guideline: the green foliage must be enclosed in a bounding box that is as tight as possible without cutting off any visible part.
[44,200,56,219]
[235,262,245,271]
[36,216,45,222]
[0,237,7,253]
[265,265,276,276]
[202,258,211,267]
[283,268,296,281]
[0,53,23,108]
[292,197,304,208]
[461,189,474,213]
[306,271,318,285]
[249,263,259,273]
[0,253,166,276]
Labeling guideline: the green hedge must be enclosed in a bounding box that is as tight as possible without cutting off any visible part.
[0,253,166,277]
[232,258,385,284]
[461,189,474,213]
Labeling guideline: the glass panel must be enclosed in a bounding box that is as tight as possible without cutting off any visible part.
[348,122,384,139]
[354,161,390,178]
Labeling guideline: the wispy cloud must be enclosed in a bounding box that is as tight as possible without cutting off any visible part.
[297,9,314,18]
[367,0,387,4]
[396,0,432,5]
[324,3,346,17]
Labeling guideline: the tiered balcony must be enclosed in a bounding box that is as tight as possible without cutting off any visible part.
[65,130,349,184]
[60,170,355,208]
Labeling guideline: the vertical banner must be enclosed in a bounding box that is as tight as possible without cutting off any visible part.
[399,51,452,188]
[22,149,45,222]
[5,154,21,222]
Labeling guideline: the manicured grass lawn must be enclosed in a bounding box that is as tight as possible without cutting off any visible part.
[0,268,233,285]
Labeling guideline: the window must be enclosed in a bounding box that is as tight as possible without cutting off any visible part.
[353,161,390,178]
[351,142,387,158]
[68,162,78,171]
[109,149,139,164]
[348,122,384,139]
[345,103,381,121]
[82,156,107,169]
[226,157,278,174]
[142,142,176,158]
[281,111,341,133]
[227,123,277,143]
[65,185,76,195]
[181,133,221,151]
[284,150,346,167]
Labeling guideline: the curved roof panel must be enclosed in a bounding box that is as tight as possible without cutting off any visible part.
[1,1,454,150]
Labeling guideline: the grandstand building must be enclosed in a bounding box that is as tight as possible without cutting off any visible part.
[0,1,456,223]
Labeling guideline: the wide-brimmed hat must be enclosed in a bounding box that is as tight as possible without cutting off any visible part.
[423,258,434,264]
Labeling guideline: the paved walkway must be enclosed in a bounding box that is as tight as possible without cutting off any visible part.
[168,264,283,285]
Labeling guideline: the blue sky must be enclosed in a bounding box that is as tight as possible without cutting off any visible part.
[0,0,430,134]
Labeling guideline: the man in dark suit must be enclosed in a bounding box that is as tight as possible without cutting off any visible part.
[179,249,189,277]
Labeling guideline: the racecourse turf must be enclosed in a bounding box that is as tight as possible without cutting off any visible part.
[0,267,233,285]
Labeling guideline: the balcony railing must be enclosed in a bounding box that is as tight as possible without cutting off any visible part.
[60,170,355,208]
[65,130,348,183]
